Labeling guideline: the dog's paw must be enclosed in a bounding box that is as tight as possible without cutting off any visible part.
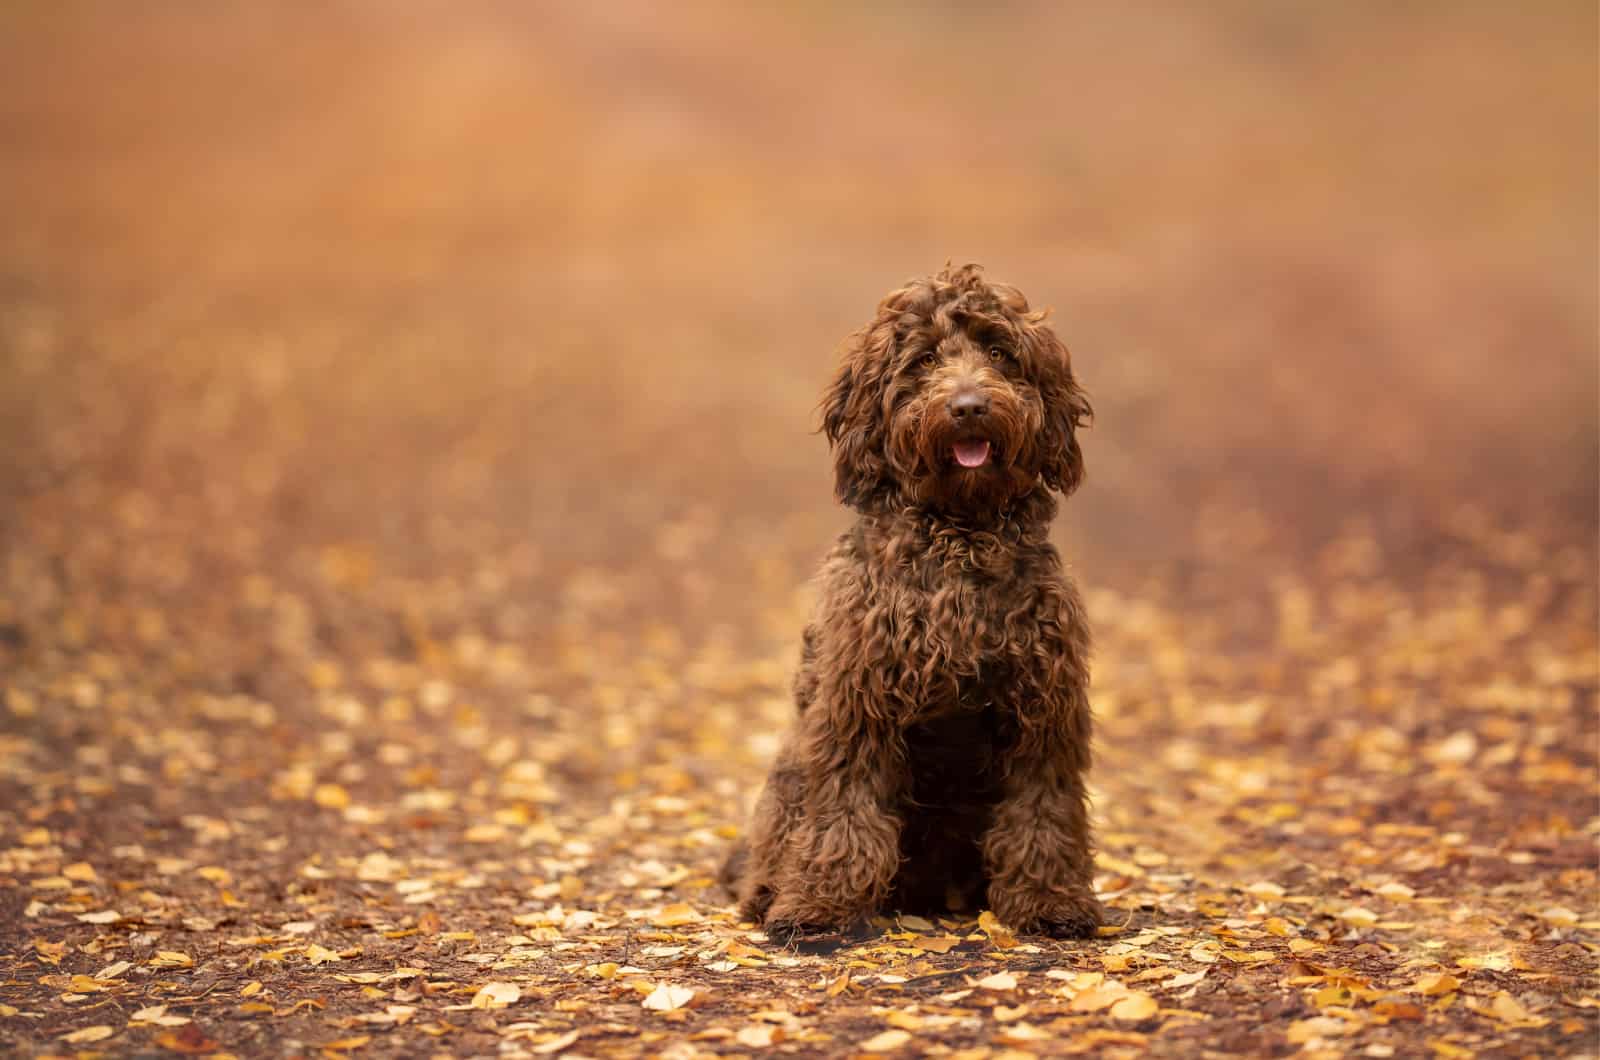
[764,918,839,944]
[763,893,873,949]
[990,889,1103,940]
[1038,910,1102,939]
[765,915,875,954]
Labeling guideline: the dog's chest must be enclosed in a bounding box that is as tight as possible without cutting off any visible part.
[903,697,1016,808]
[882,565,1033,677]
[838,521,1064,717]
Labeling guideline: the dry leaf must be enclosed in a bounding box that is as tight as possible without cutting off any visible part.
[1374,999,1425,1021]
[978,909,1018,949]
[860,1029,911,1052]
[1485,992,1543,1025]
[642,984,695,1012]
[313,783,351,809]
[149,950,194,969]
[1456,952,1513,972]
[62,861,98,882]
[61,1025,114,1044]
[1110,992,1159,1020]
[651,902,702,927]
[734,1025,781,1047]
[153,1026,221,1054]
[976,970,1019,991]
[1070,986,1127,1013]
[472,982,522,1009]
[534,1029,582,1053]
[322,1036,372,1051]
[999,1022,1055,1045]
[1414,973,1460,996]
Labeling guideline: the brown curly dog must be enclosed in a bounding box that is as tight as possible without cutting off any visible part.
[722,263,1101,940]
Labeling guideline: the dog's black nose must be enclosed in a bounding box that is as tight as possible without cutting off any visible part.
[948,391,989,419]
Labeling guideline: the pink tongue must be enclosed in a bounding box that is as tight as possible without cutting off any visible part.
[953,439,991,468]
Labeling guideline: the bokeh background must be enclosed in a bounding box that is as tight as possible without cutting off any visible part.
[2,2,1594,584]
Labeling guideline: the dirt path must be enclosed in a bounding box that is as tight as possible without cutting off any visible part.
[1,4,1595,1057]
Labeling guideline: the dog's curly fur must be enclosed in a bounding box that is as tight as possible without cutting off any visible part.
[721,264,1102,939]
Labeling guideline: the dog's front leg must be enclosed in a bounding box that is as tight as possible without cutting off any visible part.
[982,691,1102,938]
[763,695,903,936]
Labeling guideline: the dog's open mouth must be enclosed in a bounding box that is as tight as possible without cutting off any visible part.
[952,438,992,469]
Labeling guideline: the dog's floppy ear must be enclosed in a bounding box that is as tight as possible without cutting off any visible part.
[820,311,898,509]
[1027,319,1092,497]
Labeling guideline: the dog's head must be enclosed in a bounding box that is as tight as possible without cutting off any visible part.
[820,264,1091,516]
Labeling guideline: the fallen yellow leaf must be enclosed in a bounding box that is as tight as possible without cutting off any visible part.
[149,950,194,969]
[976,971,1019,991]
[642,984,694,1011]
[978,910,1018,949]
[534,1029,583,1054]
[313,783,350,809]
[1000,1022,1054,1044]
[1110,993,1159,1021]
[1413,973,1460,996]
[651,902,702,927]
[1071,987,1127,1013]
[472,982,522,1009]
[734,1025,780,1048]
[1286,1016,1350,1043]
[860,1029,911,1052]
[62,862,98,882]
[1456,952,1512,972]
[322,1036,371,1051]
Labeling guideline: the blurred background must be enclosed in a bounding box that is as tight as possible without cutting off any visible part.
[2,1,1594,577]
[0,4,1594,874]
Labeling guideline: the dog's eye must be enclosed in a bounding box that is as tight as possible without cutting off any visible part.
[987,345,1011,362]
[919,353,938,369]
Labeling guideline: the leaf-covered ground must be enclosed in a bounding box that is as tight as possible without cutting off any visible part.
[1,4,1595,1058]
